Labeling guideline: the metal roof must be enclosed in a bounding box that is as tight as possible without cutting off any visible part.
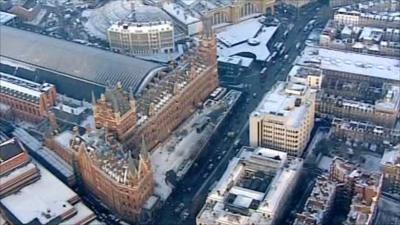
[0,26,163,93]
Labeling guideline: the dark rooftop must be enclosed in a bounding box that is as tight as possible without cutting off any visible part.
[0,138,23,163]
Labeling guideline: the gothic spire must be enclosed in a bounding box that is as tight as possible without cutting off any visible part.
[91,91,96,105]
[201,14,213,39]
[140,135,149,161]
[127,150,138,176]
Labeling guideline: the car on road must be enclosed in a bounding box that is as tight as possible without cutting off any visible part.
[202,173,209,179]
[180,209,190,220]
[174,203,185,214]
[234,139,241,147]
[227,131,235,138]
[207,163,214,170]
[295,42,301,49]
[284,54,289,60]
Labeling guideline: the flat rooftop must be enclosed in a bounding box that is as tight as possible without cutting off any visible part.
[198,146,302,225]
[217,18,263,47]
[0,26,163,94]
[1,162,95,224]
[0,72,53,99]
[251,82,314,128]
[217,17,278,61]
[0,138,23,162]
[162,2,200,25]
[298,47,400,82]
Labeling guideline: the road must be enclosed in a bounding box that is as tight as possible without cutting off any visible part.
[155,3,330,225]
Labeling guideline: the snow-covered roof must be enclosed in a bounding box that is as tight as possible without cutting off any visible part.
[218,25,278,61]
[299,47,400,82]
[251,82,314,128]
[12,128,74,181]
[381,145,400,165]
[0,11,16,24]
[375,85,400,112]
[60,202,96,225]
[0,162,36,185]
[162,2,200,25]
[0,26,162,94]
[1,163,79,224]
[259,160,302,215]
[84,2,171,40]
[198,146,302,225]
[0,72,53,99]
[217,18,263,47]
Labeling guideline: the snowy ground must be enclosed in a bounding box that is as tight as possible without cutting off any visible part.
[151,91,241,201]
[151,103,223,200]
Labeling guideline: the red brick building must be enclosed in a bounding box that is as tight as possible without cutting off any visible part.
[0,72,57,123]
[93,18,219,150]
[70,130,154,223]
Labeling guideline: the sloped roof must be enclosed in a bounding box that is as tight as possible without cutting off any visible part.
[0,26,163,93]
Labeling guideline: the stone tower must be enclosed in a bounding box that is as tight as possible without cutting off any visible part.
[93,82,137,141]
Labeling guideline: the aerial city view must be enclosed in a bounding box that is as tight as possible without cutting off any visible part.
[0,0,399,224]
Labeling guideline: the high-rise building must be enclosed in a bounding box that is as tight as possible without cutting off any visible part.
[70,130,154,224]
[0,72,57,122]
[108,21,174,55]
[249,82,315,157]
[196,146,303,225]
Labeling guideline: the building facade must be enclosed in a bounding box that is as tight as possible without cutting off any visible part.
[331,118,400,146]
[163,0,275,36]
[93,83,137,141]
[294,175,336,225]
[381,146,400,195]
[317,84,400,128]
[94,17,219,150]
[283,0,316,8]
[0,72,57,122]
[249,82,315,157]
[334,8,400,29]
[108,21,174,55]
[70,130,154,223]
[329,157,382,225]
